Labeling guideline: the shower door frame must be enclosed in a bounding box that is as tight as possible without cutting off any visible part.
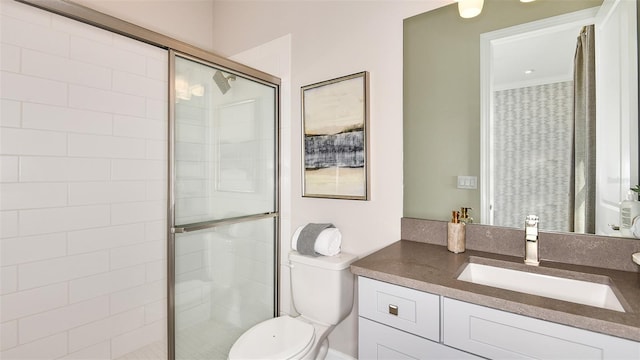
[14,1,281,359]
[168,50,281,359]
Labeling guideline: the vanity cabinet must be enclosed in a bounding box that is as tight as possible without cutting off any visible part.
[358,276,640,360]
[358,277,480,359]
[443,298,640,359]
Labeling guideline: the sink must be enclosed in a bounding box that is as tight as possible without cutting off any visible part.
[457,261,625,312]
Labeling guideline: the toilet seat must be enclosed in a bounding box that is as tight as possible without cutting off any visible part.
[228,316,315,360]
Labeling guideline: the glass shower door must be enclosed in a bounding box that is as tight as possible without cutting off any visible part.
[169,53,279,359]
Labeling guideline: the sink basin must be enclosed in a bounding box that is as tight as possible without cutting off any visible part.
[457,261,625,312]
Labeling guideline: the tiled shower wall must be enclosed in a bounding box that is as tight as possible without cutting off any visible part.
[0,1,168,359]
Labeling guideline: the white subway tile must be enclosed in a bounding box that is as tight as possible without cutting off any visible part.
[145,220,166,242]
[22,103,113,135]
[0,283,68,322]
[0,15,69,57]
[110,320,164,359]
[22,49,112,89]
[110,281,164,315]
[113,71,166,100]
[1,156,19,182]
[18,251,109,290]
[0,128,67,156]
[60,341,110,360]
[69,37,146,76]
[68,308,144,353]
[19,296,109,344]
[67,223,146,255]
[144,299,166,325]
[0,266,17,295]
[0,1,50,26]
[68,181,146,206]
[0,72,67,106]
[69,85,146,118]
[0,183,67,210]
[110,241,163,270]
[1,99,21,128]
[68,133,146,159]
[145,260,166,283]
[19,205,110,237]
[0,333,68,360]
[111,159,165,181]
[1,320,17,351]
[145,180,167,201]
[53,15,113,45]
[0,43,20,73]
[20,157,110,182]
[0,233,66,266]
[110,200,165,225]
[0,211,18,239]
[113,33,165,60]
[68,265,145,304]
[146,139,168,161]
[146,98,167,121]
[146,57,167,81]
[113,115,165,140]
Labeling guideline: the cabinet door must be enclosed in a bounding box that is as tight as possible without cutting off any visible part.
[443,298,640,359]
[359,317,481,360]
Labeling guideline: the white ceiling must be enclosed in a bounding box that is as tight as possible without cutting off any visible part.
[492,24,586,91]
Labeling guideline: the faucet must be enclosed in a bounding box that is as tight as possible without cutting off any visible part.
[524,215,540,266]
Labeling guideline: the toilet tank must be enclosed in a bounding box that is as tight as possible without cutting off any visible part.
[288,251,358,326]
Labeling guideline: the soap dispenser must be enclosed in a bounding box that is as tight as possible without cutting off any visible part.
[447,210,466,253]
[460,207,474,224]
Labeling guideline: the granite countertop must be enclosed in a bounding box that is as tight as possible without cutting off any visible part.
[350,240,640,342]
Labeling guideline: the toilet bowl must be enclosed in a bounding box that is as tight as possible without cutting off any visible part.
[228,251,358,360]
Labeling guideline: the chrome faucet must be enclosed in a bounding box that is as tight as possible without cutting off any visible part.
[524,215,540,266]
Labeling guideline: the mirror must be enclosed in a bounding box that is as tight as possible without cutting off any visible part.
[403,0,638,237]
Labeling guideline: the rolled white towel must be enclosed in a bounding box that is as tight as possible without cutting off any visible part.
[291,225,342,256]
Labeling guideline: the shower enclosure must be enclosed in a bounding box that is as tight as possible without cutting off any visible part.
[169,52,280,359]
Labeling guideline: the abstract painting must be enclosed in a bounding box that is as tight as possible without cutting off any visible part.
[301,72,369,200]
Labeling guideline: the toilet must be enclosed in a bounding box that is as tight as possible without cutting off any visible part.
[228,250,358,360]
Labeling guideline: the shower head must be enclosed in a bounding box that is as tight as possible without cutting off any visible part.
[213,70,236,95]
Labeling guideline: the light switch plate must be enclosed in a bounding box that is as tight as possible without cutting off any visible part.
[457,176,477,189]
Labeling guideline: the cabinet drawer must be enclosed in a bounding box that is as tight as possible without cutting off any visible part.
[359,317,481,360]
[358,276,440,341]
[443,298,640,359]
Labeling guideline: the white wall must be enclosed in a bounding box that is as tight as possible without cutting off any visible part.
[209,1,451,356]
[0,1,168,358]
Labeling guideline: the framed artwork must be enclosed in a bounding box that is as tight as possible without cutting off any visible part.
[301,71,369,200]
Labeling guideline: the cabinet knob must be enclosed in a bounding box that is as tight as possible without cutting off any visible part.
[388,304,398,316]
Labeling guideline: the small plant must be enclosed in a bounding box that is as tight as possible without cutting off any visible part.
[631,185,640,195]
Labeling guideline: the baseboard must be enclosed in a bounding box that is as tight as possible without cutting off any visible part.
[326,348,357,360]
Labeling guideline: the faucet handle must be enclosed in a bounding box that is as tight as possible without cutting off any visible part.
[525,215,539,241]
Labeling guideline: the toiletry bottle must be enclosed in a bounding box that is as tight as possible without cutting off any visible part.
[447,210,466,253]
[620,191,640,237]
[460,207,474,224]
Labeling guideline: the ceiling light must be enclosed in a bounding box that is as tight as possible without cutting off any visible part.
[520,0,536,2]
[458,0,484,19]
[524,69,535,75]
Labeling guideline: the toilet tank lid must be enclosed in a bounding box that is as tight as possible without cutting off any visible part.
[289,251,358,270]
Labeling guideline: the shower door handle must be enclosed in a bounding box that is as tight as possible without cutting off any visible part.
[172,212,278,234]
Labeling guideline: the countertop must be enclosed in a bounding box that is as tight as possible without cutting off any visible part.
[350,240,640,342]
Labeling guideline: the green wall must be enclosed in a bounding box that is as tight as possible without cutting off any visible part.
[403,0,603,222]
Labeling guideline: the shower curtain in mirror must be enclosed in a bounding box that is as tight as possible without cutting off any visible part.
[571,25,596,233]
